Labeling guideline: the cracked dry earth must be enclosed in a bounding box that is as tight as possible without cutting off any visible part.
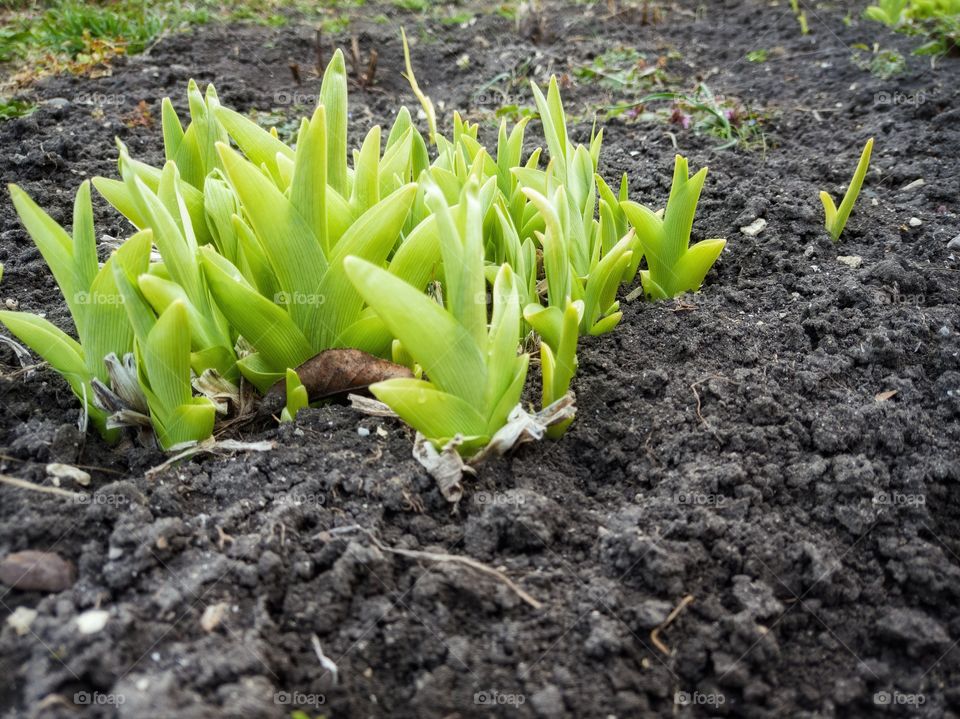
[0,0,959,717]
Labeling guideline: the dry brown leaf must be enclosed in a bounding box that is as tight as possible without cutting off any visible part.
[260,349,413,420]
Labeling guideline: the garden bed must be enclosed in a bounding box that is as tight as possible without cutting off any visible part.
[1,1,959,717]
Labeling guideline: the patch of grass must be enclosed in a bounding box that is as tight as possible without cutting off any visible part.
[574,46,669,94]
[865,0,960,55]
[608,83,768,150]
[0,97,35,119]
[392,0,429,11]
[0,0,321,93]
[746,49,768,63]
[851,44,907,78]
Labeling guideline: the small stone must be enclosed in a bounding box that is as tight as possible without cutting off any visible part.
[200,602,228,633]
[837,255,863,269]
[5,298,18,310]
[947,235,960,250]
[6,606,38,636]
[75,609,109,635]
[900,178,925,192]
[740,218,767,237]
[46,463,91,487]
[0,551,76,592]
[45,97,70,109]
[357,426,370,437]
[908,217,922,227]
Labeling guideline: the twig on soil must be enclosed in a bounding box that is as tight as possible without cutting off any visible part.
[316,525,543,610]
[689,374,738,431]
[311,634,339,685]
[0,474,85,500]
[650,593,694,655]
[145,438,275,479]
[0,453,122,475]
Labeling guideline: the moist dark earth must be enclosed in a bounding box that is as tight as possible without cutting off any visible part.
[1,0,959,717]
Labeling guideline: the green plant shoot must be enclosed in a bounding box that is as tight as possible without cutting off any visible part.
[820,138,874,242]
[621,155,726,300]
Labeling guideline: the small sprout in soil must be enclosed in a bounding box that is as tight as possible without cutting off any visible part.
[621,155,727,301]
[820,138,874,242]
[789,0,810,34]
[281,369,309,424]
[524,299,580,439]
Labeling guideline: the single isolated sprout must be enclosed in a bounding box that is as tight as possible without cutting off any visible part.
[820,137,874,242]
[621,155,726,300]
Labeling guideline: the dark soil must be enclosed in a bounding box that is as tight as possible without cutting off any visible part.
[1,1,959,717]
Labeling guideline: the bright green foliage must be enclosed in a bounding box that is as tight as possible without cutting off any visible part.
[344,181,529,454]
[525,299,580,438]
[0,182,134,440]
[865,0,959,54]
[820,138,874,242]
[281,368,309,424]
[621,155,726,300]
[2,39,738,456]
[135,301,216,449]
[866,0,910,24]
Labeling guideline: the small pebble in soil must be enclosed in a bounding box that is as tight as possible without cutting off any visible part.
[740,218,767,237]
[46,462,90,486]
[908,217,922,227]
[5,606,37,636]
[75,608,109,635]
[0,550,75,592]
[357,426,370,437]
[837,255,863,269]
[947,234,960,249]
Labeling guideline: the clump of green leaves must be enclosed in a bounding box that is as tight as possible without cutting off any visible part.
[0,183,134,441]
[866,0,960,55]
[621,155,726,300]
[1,35,735,461]
[345,182,529,455]
[820,138,874,242]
